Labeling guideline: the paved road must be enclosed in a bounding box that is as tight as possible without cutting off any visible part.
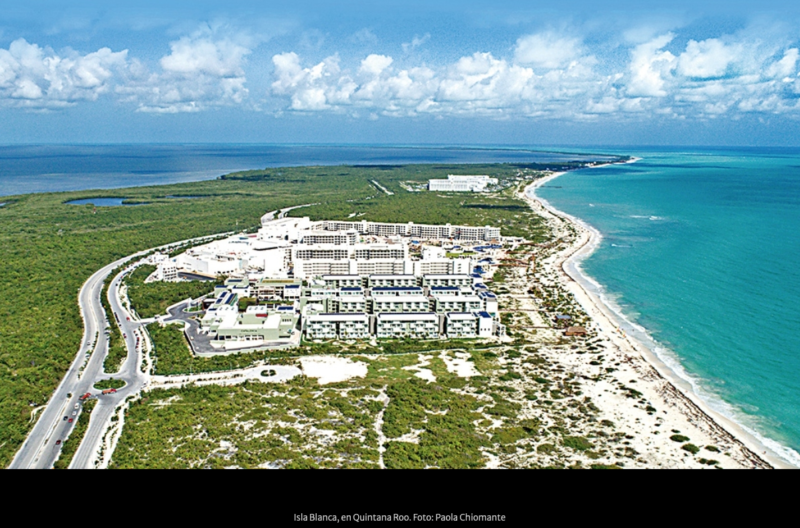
[9,232,233,469]
[69,267,148,469]
[8,257,131,469]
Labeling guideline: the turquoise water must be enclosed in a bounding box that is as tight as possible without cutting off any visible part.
[536,148,800,465]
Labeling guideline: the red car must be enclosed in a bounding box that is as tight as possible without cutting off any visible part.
[55,440,61,445]
[68,418,73,423]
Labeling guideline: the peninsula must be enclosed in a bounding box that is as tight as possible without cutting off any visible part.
[2,159,779,469]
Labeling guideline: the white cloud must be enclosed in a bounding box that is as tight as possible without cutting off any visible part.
[402,34,430,53]
[160,36,249,77]
[766,48,799,78]
[271,52,353,111]
[0,38,127,109]
[270,29,800,122]
[359,54,393,76]
[6,23,800,122]
[677,39,738,78]
[115,29,251,113]
[625,33,676,97]
[270,50,608,119]
[514,32,583,69]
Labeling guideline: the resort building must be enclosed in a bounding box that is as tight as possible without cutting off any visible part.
[428,175,499,192]
[299,230,358,246]
[478,291,499,314]
[304,313,370,340]
[156,261,178,281]
[321,275,363,288]
[327,295,368,313]
[433,295,483,313]
[213,306,298,342]
[422,274,474,287]
[167,210,511,348]
[375,313,439,339]
[367,274,418,288]
[444,311,494,338]
[371,286,424,297]
[299,218,500,242]
[372,295,431,313]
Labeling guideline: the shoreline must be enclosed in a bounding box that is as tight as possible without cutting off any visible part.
[521,160,794,469]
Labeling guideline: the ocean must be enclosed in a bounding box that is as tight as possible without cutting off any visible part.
[0,144,609,197]
[535,147,800,466]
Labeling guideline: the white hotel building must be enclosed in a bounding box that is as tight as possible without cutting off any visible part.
[165,210,507,342]
[428,175,499,192]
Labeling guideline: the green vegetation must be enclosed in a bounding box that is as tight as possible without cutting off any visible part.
[99,265,128,374]
[148,323,273,375]
[111,339,628,468]
[93,378,126,390]
[382,376,488,469]
[125,264,221,318]
[238,297,258,312]
[53,398,97,469]
[0,158,620,466]
[103,327,128,374]
[562,436,593,451]
[110,379,384,469]
[590,463,622,469]
[682,443,700,454]
[670,434,690,443]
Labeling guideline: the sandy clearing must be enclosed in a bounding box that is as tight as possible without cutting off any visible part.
[299,356,368,385]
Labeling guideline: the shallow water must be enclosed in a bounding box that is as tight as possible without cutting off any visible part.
[536,148,800,465]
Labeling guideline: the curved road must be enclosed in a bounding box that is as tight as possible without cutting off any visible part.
[9,232,232,469]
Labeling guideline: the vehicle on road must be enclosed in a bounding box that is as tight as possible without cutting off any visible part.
[102,388,117,395]
[123,333,127,338]
[63,416,68,421]
[55,440,61,445]
[79,393,92,401]
[68,418,73,423]
[74,404,80,409]
[72,411,77,416]
[126,316,130,321]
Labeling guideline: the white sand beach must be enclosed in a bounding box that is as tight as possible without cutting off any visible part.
[519,161,792,469]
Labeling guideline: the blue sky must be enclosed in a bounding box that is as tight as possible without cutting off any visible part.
[3,1,800,146]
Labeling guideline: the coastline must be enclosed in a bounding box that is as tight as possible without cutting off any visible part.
[521,161,793,469]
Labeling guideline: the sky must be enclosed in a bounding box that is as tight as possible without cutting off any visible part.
[3,1,800,146]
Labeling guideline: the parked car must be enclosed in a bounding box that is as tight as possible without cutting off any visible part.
[68,418,73,423]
